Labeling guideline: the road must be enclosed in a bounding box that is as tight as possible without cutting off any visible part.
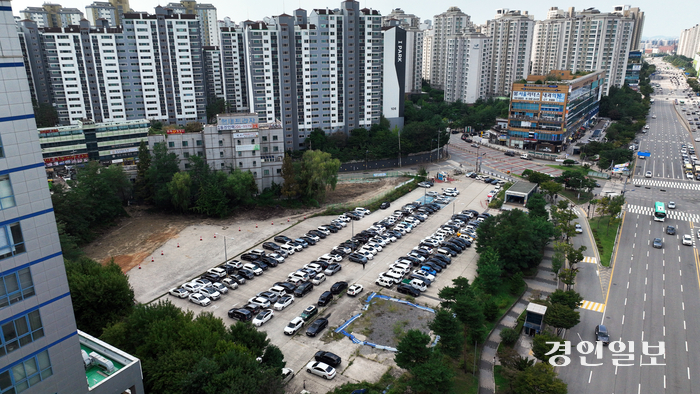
[561,58,700,393]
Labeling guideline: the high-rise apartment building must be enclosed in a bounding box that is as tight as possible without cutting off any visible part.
[18,7,208,126]
[678,24,700,58]
[382,8,420,29]
[165,1,219,47]
[1,2,144,393]
[85,0,130,26]
[429,7,471,89]
[20,3,83,28]
[443,31,491,103]
[421,28,433,83]
[382,9,424,94]
[382,26,406,128]
[218,25,249,112]
[531,7,637,94]
[613,5,644,51]
[485,9,534,97]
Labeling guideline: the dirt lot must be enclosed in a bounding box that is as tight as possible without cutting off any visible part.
[82,177,409,272]
[347,298,434,348]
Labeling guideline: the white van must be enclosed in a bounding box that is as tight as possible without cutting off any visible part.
[279,244,295,255]
[269,286,287,298]
[380,271,403,284]
[375,276,394,288]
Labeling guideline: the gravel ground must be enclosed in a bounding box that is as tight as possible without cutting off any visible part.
[350,298,434,348]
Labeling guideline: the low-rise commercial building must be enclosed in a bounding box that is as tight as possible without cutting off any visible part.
[507,70,605,153]
[148,113,284,191]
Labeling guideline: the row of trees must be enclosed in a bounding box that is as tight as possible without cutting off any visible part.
[663,55,698,78]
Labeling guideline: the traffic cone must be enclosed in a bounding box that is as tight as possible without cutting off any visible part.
[161,250,164,255]
[288,218,290,222]
[256,224,258,228]
[177,243,180,248]
[200,236,202,241]
[214,234,217,238]
[271,221,273,225]
[151,257,154,262]
[239,227,241,231]
[138,264,141,269]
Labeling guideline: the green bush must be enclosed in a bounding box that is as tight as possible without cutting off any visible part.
[500,327,519,347]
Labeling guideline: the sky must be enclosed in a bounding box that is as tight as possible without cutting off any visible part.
[11,0,686,38]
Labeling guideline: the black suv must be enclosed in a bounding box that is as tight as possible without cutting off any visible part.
[330,281,348,295]
[314,351,342,367]
[294,282,314,297]
[666,225,676,235]
[306,318,329,337]
[317,291,333,307]
[595,325,610,346]
[397,283,421,297]
[274,235,293,244]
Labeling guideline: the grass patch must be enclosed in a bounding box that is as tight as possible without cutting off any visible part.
[546,164,589,174]
[589,215,619,267]
[560,188,594,204]
[321,326,346,343]
[494,365,509,393]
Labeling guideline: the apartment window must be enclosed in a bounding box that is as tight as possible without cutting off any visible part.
[220,152,224,158]
[276,168,282,175]
[168,141,175,148]
[0,176,16,210]
[183,152,190,158]
[239,162,243,167]
[264,169,270,176]
[0,223,25,261]
[0,268,34,309]
[253,161,257,166]
[262,147,269,153]
[272,135,278,141]
[0,350,53,392]
[0,310,44,357]
[262,136,268,142]
[273,146,279,152]
[196,140,202,146]
[182,141,188,147]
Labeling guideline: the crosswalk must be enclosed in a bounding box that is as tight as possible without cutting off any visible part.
[626,204,700,222]
[581,256,597,264]
[631,178,700,190]
[580,300,605,313]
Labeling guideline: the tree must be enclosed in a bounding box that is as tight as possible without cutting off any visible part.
[408,351,455,394]
[550,200,577,241]
[500,327,519,346]
[476,209,555,274]
[428,308,464,359]
[280,154,299,199]
[476,248,502,294]
[540,180,564,201]
[512,363,568,394]
[145,142,180,209]
[549,289,583,310]
[167,172,193,212]
[134,140,152,201]
[566,245,587,266]
[206,98,227,123]
[395,329,432,370]
[596,196,611,224]
[526,193,549,220]
[522,169,554,184]
[65,257,134,337]
[185,121,203,133]
[296,149,341,202]
[32,100,59,127]
[532,332,566,363]
[544,303,581,335]
[558,268,579,290]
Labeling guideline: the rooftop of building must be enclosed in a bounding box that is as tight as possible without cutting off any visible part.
[505,181,538,195]
[78,330,140,389]
[516,69,606,87]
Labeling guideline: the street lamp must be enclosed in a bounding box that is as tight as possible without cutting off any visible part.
[365,150,369,169]
[398,128,402,168]
[215,233,233,262]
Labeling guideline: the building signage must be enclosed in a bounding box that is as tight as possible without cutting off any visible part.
[218,116,257,126]
[218,123,259,131]
[39,128,60,134]
[498,135,508,141]
[232,132,259,139]
[44,153,89,166]
[110,147,139,155]
[541,93,566,103]
[166,129,185,134]
[237,144,260,151]
[512,91,541,101]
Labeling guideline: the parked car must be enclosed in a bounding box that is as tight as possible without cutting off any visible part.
[228,308,253,322]
[330,281,348,295]
[595,324,610,346]
[306,317,329,337]
[274,295,295,310]
[397,283,421,297]
[284,317,305,335]
[169,287,189,298]
[347,284,364,296]
[252,309,274,327]
[314,351,342,367]
[305,361,336,379]
[380,202,391,209]
[189,293,211,306]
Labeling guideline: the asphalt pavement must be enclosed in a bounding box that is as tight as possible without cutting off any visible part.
[560,58,700,394]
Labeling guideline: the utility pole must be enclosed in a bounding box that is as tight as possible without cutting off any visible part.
[437,130,440,161]
[398,128,402,168]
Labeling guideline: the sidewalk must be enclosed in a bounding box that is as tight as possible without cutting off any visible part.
[478,244,557,394]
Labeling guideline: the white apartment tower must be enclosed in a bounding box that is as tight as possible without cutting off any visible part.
[430,7,472,90]
[165,1,220,47]
[422,28,433,83]
[85,2,118,27]
[20,4,83,28]
[485,9,535,97]
[678,25,700,58]
[531,7,637,94]
[444,31,491,103]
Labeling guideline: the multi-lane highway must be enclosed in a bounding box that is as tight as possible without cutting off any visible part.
[561,59,700,393]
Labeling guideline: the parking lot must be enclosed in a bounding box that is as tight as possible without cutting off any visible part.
[129,175,499,392]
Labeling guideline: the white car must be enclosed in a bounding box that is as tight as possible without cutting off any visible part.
[575,224,583,234]
[279,244,296,255]
[316,227,331,236]
[274,295,295,310]
[426,191,439,197]
[248,296,271,308]
[221,278,239,290]
[306,361,337,380]
[360,246,378,255]
[267,253,285,263]
[443,191,458,197]
[347,284,364,296]
[320,253,342,262]
[304,263,323,273]
[683,234,693,246]
[243,263,264,276]
[444,188,459,195]
[169,287,189,298]
[211,282,229,294]
[284,317,305,335]
[412,270,435,281]
[337,215,351,222]
[198,287,220,300]
[311,273,327,285]
[252,309,274,327]
[669,201,676,209]
[207,267,227,278]
[355,207,370,215]
[286,242,303,252]
[189,293,211,306]
[356,250,374,260]
[182,282,202,293]
[645,171,652,178]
